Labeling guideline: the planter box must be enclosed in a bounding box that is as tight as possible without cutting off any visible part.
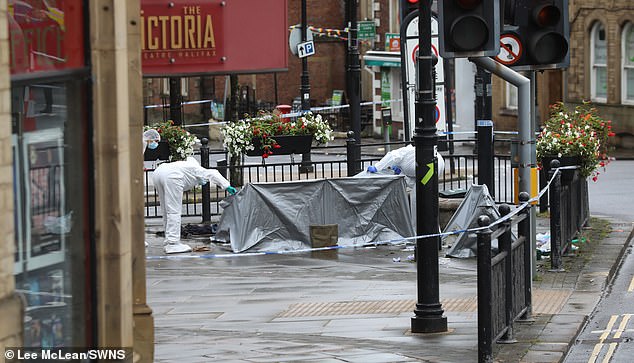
[246,134,313,156]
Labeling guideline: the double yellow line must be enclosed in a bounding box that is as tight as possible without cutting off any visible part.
[589,314,632,363]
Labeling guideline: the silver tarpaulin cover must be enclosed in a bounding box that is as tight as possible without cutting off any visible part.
[214,176,415,253]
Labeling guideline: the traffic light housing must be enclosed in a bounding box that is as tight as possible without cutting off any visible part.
[503,0,570,70]
[438,0,501,58]
[400,0,419,20]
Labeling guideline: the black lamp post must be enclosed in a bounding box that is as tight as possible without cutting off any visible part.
[411,0,447,334]
[299,0,313,172]
[346,0,361,174]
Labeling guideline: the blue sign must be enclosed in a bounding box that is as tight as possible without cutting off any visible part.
[297,41,315,58]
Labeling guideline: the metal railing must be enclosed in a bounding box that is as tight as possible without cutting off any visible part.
[548,160,590,271]
[476,193,532,363]
[143,132,515,219]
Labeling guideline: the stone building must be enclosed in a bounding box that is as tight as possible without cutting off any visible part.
[493,0,634,149]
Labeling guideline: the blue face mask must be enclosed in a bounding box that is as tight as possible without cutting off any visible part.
[148,141,159,150]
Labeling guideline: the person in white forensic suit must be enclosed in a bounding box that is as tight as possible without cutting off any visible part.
[365,144,445,230]
[153,156,237,254]
[143,129,161,248]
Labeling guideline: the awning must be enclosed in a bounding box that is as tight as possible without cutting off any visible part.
[363,51,401,68]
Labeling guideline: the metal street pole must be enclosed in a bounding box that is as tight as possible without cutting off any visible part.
[346,0,362,174]
[299,0,313,172]
[411,0,447,334]
[169,77,182,126]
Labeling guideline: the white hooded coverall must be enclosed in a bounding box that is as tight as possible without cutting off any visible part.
[371,145,445,230]
[152,157,231,244]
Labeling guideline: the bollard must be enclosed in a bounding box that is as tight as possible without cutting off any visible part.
[477,215,494,363]
[548,160,565,271]
[200,138,211,223]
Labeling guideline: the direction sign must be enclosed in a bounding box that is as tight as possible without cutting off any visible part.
[495,33,522,66]
[297,41,315,58]
[358,20,376,40]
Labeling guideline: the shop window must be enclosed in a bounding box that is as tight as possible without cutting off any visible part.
[591,22,608,102]
[622,22,634,104]
[12,78,91,348]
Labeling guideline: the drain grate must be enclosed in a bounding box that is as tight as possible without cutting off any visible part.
[276,289,571,318]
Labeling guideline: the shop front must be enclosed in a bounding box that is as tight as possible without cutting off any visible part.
[9,0,94,349]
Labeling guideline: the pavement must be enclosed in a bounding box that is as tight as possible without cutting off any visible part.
[145,212,634,362]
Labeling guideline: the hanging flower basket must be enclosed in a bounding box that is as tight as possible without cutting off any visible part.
[222,111,333,158]
[536,102,615,181]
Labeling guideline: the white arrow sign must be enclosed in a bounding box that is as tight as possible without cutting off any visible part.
[297,41,315,58]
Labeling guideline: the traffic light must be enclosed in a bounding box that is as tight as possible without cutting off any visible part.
[438,0,501,58]
[400,0,419,20]
[502,0,570,70]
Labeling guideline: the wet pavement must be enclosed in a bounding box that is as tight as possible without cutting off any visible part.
[145,214,634,362]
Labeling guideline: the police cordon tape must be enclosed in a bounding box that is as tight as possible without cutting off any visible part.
[150,98,404,129]
[146,166,574,261]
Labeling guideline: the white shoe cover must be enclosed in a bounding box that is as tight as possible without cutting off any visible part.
[164,242,192,254]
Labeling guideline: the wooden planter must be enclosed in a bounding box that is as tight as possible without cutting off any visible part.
[245,135,313,156]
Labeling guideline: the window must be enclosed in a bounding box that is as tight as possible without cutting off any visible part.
[591,22,608,102]
[622,22,634,104]
[505,83,518,110]
[12,78,91,348]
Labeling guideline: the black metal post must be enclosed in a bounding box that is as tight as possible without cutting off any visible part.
[169,77,183,126]
[474,67,491,154]
[477,120,494,198]
[498,204,517,344]
[200,138,211,223]
[548,160,564,271]
[346,0,361,143]
[518,192,533,320]
[299,0,313,173]
[411,0,447,334]
[477,215,493,363]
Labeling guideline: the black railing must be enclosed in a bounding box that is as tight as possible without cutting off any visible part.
[548,160,590,271]
[143,134,515,219]
[477,192,532,363]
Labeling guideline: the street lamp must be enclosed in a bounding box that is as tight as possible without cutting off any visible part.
[299,0,313,172]
[411,0,448,334]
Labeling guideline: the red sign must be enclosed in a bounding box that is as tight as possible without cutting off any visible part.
[8,0,85,75]
[141,0,288,76]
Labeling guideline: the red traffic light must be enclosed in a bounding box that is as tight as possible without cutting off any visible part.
[407,0,419,3]
[533,5,561,27]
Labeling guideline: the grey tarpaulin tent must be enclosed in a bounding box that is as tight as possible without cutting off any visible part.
[443,184,501,258]
[214,176,415,253]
